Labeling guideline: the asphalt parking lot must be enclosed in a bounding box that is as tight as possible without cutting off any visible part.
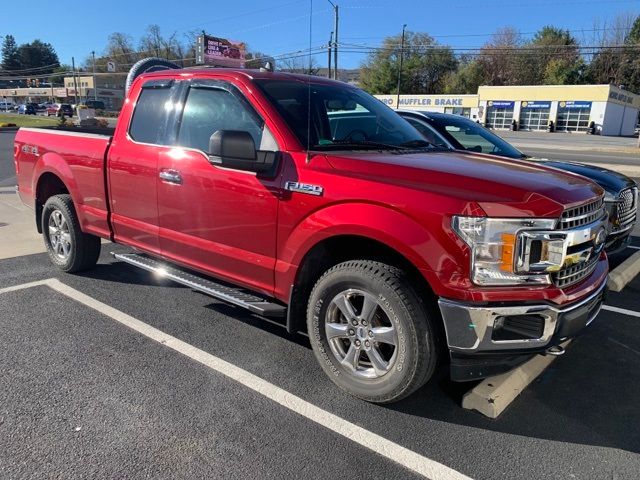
[1,129,640,479]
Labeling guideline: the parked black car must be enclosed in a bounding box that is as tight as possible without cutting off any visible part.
[58,103,74,117]
[17,103,37,115]
[80,100,106,110]
[398,110,638,254]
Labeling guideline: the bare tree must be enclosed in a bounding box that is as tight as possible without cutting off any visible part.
[278,56,320,75]
[477,27,524,86]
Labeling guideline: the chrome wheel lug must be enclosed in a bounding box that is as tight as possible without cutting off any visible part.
[364,340,370,348]
[351,319,358,326]
[354,340,361,347]
[368,330,374,337]
[348,329,355,336]
[361,320,368,326]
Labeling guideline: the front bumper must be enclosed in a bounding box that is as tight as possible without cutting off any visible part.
[439,278,607,381]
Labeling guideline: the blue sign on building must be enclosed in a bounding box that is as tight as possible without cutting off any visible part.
[559,101,592,109]
[488,100,515,108]
[521,101,551,109]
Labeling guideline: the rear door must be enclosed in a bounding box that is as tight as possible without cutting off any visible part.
[156,79,281,295]
[108,79,180,254]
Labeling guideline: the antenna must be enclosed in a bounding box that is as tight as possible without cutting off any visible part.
[306,0,313,162]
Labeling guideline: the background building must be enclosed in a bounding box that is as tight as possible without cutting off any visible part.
[377,84,640,136]
[0,74,124,109]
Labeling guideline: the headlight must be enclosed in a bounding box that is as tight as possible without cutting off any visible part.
[452,216,557,286]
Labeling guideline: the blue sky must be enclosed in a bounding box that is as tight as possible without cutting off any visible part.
[2,0,639,69]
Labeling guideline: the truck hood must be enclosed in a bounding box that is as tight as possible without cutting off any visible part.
[324,150,604,217]
[526,157,637,198]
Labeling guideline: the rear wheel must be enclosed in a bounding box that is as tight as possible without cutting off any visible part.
[307,260,438,403]
[42,194,101,272]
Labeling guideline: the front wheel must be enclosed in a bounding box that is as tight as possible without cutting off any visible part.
[307,260,438,403]
[42,194,101,272]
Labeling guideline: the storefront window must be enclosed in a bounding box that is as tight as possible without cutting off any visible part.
[444,107,471,118]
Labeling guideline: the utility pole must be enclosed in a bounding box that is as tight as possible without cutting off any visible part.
[328,0,338,80]
[395,24,407,110]
[327,31,333,79]
[71,56,79,106]
[92,51,97,101]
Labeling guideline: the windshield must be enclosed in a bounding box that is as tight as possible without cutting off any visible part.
[255,79,429,151]
[427,115,525,159]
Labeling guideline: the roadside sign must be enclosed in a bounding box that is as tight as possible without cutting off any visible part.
[107,61,116,72]
[196,34,245,68]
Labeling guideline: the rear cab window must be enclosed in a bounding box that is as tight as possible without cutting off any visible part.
[128,80,176,145]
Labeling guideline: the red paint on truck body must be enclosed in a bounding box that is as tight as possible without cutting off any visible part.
[15,68,606,307]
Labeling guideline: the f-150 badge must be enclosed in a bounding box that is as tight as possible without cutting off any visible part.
[285,182,324,196]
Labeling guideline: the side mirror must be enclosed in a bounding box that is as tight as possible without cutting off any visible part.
[208,130,277,174]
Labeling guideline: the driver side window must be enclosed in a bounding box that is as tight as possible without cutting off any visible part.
[177,86,266,153]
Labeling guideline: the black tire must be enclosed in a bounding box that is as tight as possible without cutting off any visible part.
[42,194,101,272]
[307,260,438,403]
[125,57,180,94]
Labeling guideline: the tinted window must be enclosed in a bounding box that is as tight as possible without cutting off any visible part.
[177,87,264,153]
[405,118,448,147]
[428,115,524,159]
[129,87,173,144]
[255,80,427,150]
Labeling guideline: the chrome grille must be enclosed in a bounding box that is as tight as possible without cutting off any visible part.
[552,197,606,287]
[553,254,600,288]
[612,187,638,232]
[559,198,604,230]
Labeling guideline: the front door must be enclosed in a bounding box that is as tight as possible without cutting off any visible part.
[157,80,280,295]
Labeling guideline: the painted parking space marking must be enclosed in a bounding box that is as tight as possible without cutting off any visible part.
[0,278,472,480]
[602,305,640,318]
[629,246,640,250]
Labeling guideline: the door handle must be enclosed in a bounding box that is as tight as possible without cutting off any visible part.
[159,169,182,184]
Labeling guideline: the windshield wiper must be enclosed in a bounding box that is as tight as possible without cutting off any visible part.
[313,140,405,150]
[398,139,434,149]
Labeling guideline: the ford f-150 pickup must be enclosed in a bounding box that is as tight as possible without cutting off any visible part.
[14,58,609,403]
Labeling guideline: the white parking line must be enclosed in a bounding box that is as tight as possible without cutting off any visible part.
[0,278,471,480]
[629,246,640,251]
[602,305,640,318]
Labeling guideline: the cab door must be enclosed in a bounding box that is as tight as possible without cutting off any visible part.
[156,79,281,295]
[108,79,179,254]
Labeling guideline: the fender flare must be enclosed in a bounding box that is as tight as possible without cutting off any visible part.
[32,152,78,203]
[276,202,455,299]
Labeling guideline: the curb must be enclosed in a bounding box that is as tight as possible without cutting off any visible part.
[462,341,570,418]
[608,250,640,292]
[0,126,19,131]
[509,143,639,155]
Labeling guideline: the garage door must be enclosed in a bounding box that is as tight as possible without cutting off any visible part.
[519,101,550,131]
[485,101,514,129]
[556,101,592,132]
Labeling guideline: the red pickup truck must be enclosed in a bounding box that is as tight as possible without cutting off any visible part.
[14,61,609,403]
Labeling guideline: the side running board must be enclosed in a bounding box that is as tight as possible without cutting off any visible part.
[112,252,286,318]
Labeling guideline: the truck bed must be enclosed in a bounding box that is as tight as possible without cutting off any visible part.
[15,126,113,239]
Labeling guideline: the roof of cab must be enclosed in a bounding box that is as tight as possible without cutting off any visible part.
[139,67,349,86]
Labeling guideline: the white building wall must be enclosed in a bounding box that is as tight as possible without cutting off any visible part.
[621,107,640,136]
[600,102,623,136]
